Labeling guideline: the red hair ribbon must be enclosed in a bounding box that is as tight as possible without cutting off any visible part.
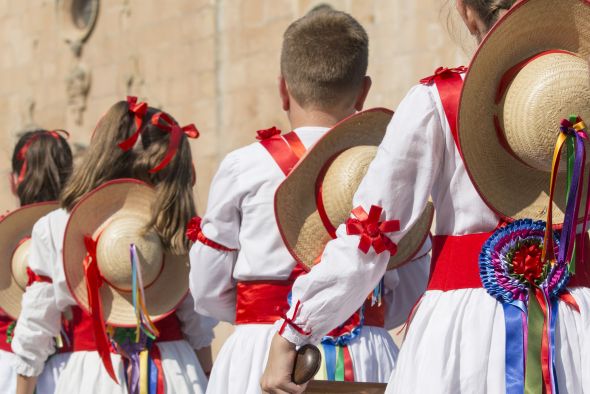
[186,216,236,252]
[17,130,70,185]
[83,235,118,383]
[346,205,400,255]
[419,66,467,85]
[150,112,199,173]
[118,96,149,151]
[256,126,281,140]
[278,300,311,336]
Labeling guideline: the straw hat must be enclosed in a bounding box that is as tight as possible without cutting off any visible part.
[63,179,189,327]
[0,202,59,319]
[275,108,434,271]
[458,0,590,223]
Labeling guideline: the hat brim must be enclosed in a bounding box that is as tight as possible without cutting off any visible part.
[63,179,189,327]
[0,202,59,319]
[276,108,434,271]
[459,0,590,224]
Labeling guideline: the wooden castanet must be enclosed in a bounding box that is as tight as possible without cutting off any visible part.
[292,344,322,384]
[303,381,387,394]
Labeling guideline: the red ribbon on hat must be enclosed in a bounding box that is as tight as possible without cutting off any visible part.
[118,96,149,151]
[17,130,69,185]
[150,112,199,173]
[83,234,118,383]
[256,126,281,140]
[345,205,399,255]
[419,66,467,85]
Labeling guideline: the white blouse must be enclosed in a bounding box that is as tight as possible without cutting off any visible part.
[12,208,216,377]
[278,83,500,345]
[189,125,432,327]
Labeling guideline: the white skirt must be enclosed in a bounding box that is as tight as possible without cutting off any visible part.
[0,350,17,394]
[206,324,398,394]
[46,340,207,394]
[1,350,70,394]
[387,287,590,394]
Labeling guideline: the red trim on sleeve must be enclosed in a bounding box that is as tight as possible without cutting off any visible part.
[278,300,311,337]
[26,267,52,287]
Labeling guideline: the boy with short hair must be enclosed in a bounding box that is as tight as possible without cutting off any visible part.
[189,6,427,393]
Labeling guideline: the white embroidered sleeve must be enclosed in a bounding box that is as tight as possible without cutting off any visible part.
[189,153,241,323]
[175,294,217,350]
[11,216,62,376]
[277,85,444,344]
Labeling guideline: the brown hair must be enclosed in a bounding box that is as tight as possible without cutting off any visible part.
[463,0,516,29]
[60,101,196,254]
[12,130,73,206]
[280,5,369,110]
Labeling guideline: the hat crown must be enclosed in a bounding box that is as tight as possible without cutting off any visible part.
[96,215,163,291]
[502,53,590,172]
[11,238,30,291]
[321,146,377,227]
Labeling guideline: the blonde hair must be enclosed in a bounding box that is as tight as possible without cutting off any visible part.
[60,101,196,254]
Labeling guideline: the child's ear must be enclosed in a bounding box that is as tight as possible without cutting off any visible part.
[354,76,372,111]
[278,76,290,111]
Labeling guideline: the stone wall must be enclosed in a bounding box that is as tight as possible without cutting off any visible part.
[0,0,469,357]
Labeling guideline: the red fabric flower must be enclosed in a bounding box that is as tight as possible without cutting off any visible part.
[512,243,543,283]
[256,126,281,140]
[346,205,400,255]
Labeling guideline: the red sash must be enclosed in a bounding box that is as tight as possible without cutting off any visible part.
[58,307,184,354]
[424,67,590,292]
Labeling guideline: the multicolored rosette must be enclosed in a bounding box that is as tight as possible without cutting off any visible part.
[480,219,571,394]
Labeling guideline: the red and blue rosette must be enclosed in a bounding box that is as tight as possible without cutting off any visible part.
[480,219,570,394]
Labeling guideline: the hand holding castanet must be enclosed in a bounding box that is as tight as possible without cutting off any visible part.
[291,344,322,385]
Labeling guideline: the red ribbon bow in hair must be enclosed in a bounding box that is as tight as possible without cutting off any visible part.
[420,66,468,85]
[83,235,118,383]
[17,130,69,185]
[346,205,400,255]
[256,126,281,140]
[118,96,149,151]
[150,112,200,173]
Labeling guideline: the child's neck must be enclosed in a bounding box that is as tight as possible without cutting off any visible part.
[288,107,356,130]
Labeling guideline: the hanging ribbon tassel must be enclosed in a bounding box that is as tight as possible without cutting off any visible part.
[118,96,149,151]
[83,235,119,383]
[371,277,384,307]
[130,244,159,340]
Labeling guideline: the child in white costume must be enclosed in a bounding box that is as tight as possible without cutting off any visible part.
[262,1,590,393]
[0,129,73,394]
[12,99,216,394]
[189,6,430,394]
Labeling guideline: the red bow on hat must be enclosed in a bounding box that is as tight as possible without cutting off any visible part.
[150,112,199,173]
[420,66,468,85]
[118,96,149,151]
[256,126,281,140]
[346,205,400,255]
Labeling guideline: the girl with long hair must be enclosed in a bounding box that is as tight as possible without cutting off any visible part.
[1,129,73,394]
[12,99,215,394]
